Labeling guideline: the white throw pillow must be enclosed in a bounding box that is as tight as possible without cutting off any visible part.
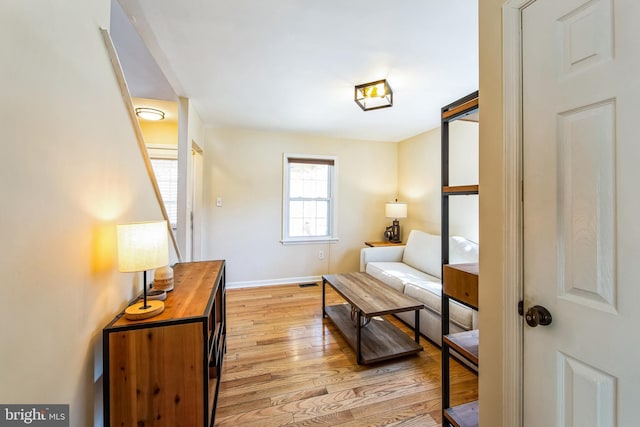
[449,236,479,264]
[402,230,442,278]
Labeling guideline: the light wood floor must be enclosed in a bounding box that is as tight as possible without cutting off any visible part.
[215,283,477,426]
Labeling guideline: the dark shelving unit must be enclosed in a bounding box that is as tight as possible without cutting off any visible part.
[441,91,479,427]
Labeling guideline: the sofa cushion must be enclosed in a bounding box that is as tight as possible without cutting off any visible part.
[403,282,473,330]
[402,230,441,279]
[365,261,439,293]
[450,236,479,264]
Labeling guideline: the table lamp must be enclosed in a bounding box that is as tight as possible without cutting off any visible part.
[117,220,169,320]
[384,200,407,243]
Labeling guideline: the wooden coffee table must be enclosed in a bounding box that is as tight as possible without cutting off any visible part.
[322,272,425,364]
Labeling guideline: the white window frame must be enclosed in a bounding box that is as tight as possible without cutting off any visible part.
[281,153,339,245]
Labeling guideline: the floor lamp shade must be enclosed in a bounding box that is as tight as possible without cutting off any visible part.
[117,220,169,320]
[117,220,169,273]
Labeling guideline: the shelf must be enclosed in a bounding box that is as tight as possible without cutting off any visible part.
[324,304,422,364]
[443,263,479,309]
[444,401,478,427]
[444,330,478,365]
[443,185,479,195]
[442,97,479,121]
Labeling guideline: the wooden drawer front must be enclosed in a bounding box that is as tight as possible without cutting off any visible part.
[443,263,478,309]
[108,322,204,426]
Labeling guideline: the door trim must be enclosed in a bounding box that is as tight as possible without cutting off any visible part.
[501,0,536,425]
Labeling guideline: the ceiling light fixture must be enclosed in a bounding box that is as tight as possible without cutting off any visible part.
[135,107,165,121]
[354,79,393,111]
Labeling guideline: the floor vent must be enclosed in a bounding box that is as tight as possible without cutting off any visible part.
[299,283,318,288]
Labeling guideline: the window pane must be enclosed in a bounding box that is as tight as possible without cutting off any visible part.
[149,158,178,228]
[289,163,328,198]
[316,219,328,235]
[290,201,304,217]
[289,218,304,237]
[316,201,328,219]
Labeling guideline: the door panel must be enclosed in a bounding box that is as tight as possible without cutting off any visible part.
[522,0,640,425]
[557,100,616,313]
[558,353,616,426]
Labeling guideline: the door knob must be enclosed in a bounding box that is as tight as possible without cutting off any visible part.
[525,305,552,327]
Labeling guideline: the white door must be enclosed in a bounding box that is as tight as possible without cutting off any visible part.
[522,0,640,425]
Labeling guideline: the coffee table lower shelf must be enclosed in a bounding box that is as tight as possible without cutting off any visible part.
[444,400,478,427]
[324,304,423,364]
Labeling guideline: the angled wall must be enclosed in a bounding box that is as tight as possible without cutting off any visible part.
[0,1,176,425]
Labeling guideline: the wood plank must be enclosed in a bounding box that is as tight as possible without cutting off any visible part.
[442,97,479,120]
[323,272,424,316]
[443,263,479,309]
[108,323,204,426]
[111,260,224,327]
[444,400,478,427]
[443,185,479,195]
[364,241,404,247]
[325,304,423,364]
[444,330,479,365]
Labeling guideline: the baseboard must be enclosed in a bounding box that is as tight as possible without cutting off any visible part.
[227,275,323,290]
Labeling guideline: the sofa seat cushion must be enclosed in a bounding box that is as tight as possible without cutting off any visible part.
[365,262,439,293]
[403,282,473,330]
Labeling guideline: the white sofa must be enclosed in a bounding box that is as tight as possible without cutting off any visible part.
[360,229,478,346]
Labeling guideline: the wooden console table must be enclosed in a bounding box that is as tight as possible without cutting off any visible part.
[103,260,226,427]
[322,272,423,364]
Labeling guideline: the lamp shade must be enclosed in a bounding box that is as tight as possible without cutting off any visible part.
[117,220,169,273]
[385,202,407,219]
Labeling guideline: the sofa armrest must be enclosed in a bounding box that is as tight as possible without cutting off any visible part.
[359,246,406,272]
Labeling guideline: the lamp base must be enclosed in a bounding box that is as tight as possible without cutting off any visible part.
[124,300,165,320]
[384,220,401,243]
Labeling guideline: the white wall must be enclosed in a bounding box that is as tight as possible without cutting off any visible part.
[176,97,206,261]
[139,120,178,146]
[478,0,506,424]
[0,1,176,425]
[187,102,206,261]
[398,127,441,236]
[398,121,479,242]
[202,128,398,285]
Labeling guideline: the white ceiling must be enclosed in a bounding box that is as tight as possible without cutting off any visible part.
[113,0,478,142]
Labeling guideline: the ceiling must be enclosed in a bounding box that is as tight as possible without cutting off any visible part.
[112,0,478,142]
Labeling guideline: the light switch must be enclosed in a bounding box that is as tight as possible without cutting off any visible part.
[216,197,223,207]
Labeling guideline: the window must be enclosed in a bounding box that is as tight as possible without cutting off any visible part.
[147,147,178,229]
[282,154,338,244]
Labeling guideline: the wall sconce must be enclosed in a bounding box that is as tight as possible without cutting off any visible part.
[354,79,393,111]
[117,220,169,320]
[135,107,165,121]
[384,200,407,243]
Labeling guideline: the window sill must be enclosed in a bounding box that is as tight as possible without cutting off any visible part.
[280,237,339,246]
